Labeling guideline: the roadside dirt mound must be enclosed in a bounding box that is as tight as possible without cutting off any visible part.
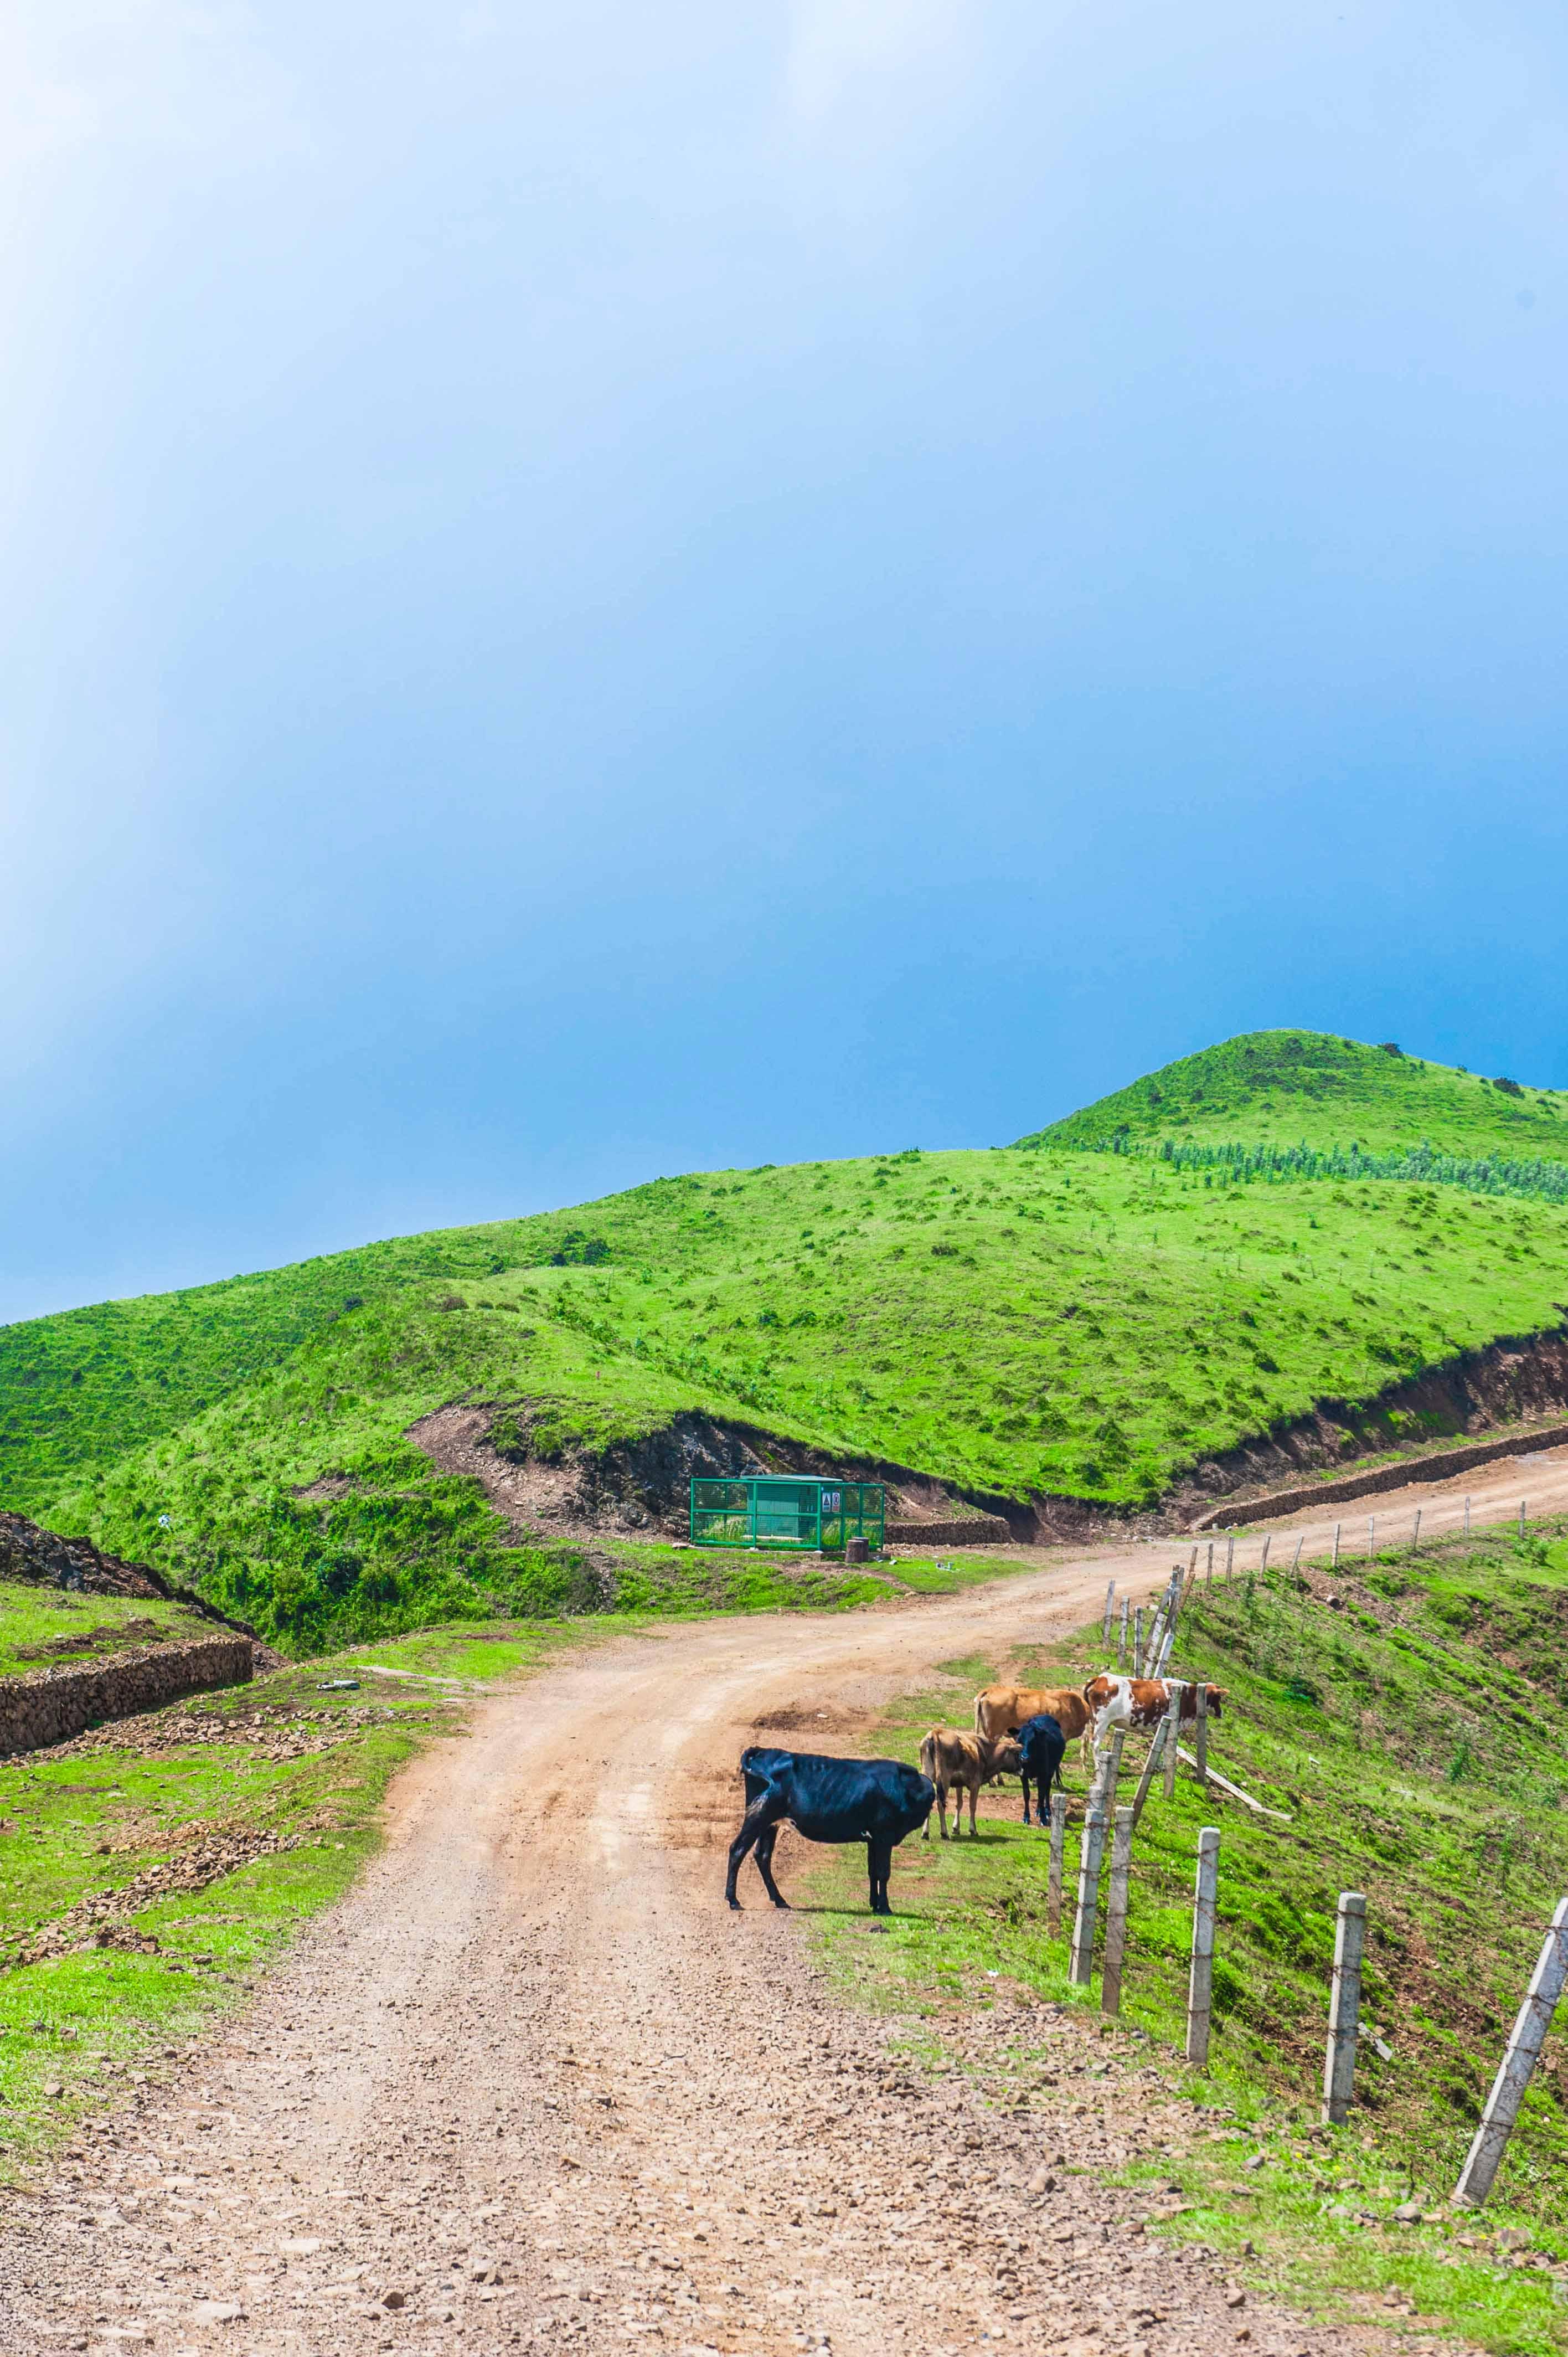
[405,1404,981,1543]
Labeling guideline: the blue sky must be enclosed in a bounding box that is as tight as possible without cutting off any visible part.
[3,1,1566,1322]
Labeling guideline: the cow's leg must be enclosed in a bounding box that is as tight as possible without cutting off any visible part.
[868,1835,894,1915]
[725,1793,784,1910]
[966,1778,979,1838]
[1020,1769,1033,1828]
[936,1781,949,1840]
[753,1823,789,1910]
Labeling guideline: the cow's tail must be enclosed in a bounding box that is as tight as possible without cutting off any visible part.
[973,1692,986,1736]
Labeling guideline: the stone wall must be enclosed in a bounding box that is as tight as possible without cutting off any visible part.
[885,1516,1013,1548]
[1192,1420,1568,1531]
[0,1636,254,1758]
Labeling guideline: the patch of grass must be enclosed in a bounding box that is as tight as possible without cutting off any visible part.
[886,1555,1028,1597]
[0,1581,211,1677]
[800,1517,1568,2349]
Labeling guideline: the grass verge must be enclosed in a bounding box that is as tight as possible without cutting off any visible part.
[0,1620,582,2175]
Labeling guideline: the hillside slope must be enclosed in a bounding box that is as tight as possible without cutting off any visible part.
[1020,1030,1568,1155]
[6,1031,1568,1650]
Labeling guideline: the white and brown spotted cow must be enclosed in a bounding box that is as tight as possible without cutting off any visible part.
[1082,1674,1225,1747]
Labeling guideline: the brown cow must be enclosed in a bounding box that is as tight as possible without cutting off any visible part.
[918,1728,1021,1840]
[1082,1674,1226,1746]
[974,1685,1095,1772]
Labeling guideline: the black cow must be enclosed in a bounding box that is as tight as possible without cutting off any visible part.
[725,1747,935,1916]
[1016,1712,1066,1827]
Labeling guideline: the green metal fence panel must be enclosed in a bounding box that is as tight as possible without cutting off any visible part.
[689,1474,884,1551]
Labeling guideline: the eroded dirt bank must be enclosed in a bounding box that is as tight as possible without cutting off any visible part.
[0,1550,1432,2357]
[400,1322,1568,1553]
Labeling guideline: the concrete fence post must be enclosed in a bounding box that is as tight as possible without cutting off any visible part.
[1187,1828,1221,2066]
[1101,1805,1136,2018]
[1225,1534,1236,1581]
[1333,1521,1341,1568]
[1322,1891,1367,2124]
[1069,1804,1108,1985]
[1128,1716,1168,1834]
[1367,1515,1376,1563]
[1412,1507,1422,1550]
[1162,1682,1184,1800]
[1206,1541,1214,1586]
[1094,1729,1126,1812]
[1455,1897,1568,2207]
[1260,1535,1271,1574]
[1132,1607,1144,1676]
[1519,1499,1528,1538]
[1187,1543,1199,1593]
[1290,1533,1304,1574]
[1102,1579,1116,1645]
[1118,1593,1130,1668]
[1194,1678,1209,1784]
[1045,1792,1067,1937]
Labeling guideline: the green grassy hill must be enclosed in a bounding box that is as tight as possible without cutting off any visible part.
[1020,1030,1568,1155]
[4,1030,1567,1651]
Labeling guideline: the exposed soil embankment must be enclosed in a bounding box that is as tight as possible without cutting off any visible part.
[404,1403,998,1545]
[1165,1321,1568,1525]
[404,1321,1568,1550]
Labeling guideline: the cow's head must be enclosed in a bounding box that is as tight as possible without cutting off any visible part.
[986,1736,1022,1781]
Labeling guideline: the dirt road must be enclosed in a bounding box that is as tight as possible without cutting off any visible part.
[1,1499,1505,2357]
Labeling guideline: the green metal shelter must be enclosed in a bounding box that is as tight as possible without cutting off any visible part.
[689,1475,884,1553]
